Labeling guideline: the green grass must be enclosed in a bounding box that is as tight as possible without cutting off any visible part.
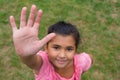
[0,0,120,80]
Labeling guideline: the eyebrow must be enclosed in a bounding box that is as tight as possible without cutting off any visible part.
[52,44,74,48]
[52,44,60,47]
[66,46,74,48]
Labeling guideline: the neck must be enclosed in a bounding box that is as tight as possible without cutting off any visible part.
[54,60,74,78]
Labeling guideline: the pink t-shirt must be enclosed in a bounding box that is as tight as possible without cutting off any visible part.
[34,51,92,80]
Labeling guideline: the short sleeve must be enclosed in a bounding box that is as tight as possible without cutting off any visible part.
[34,51,53,80]
[76,53,92,72]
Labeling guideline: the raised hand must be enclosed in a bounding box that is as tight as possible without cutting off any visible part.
[9,5,56,57]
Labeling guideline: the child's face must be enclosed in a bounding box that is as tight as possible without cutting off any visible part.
[45,34,76,69]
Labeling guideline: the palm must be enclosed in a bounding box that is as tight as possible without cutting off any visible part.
[13,27,39,56]
[10,5,55,56]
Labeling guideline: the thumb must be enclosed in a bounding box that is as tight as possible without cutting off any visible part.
[39,33,56,47]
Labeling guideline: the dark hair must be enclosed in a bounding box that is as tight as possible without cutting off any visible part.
[48,21,80,49]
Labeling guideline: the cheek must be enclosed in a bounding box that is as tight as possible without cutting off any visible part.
[68,55,74,59]
[67,53,75,59]
[48,51,58,59]
[48,53,58,63]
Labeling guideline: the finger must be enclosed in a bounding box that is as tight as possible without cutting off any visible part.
[27,5,36,27]
[39,33,56,47]
[20,7,27,28]
[33,9,42,29]
[9,16,17,32]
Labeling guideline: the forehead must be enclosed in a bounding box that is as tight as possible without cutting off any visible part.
[49,34,75,46]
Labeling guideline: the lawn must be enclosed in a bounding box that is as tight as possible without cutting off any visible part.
[0,0,120,80]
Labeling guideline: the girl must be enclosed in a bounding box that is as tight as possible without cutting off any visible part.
[9,5,92,80]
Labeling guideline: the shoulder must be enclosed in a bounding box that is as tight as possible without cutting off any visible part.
[37,50,47,57]
[34,51,55,79]
[74,52,92,72]
[34,51,48,74]
[37,50,49,66]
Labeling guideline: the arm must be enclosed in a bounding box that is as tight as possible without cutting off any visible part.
[9,5,56,71]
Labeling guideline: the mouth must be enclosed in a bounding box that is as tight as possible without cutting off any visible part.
[56,59,67,64]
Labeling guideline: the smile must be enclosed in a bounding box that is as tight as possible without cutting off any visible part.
[56,59,67,64]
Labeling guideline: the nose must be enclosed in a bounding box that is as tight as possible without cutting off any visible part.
[58,50,66,58]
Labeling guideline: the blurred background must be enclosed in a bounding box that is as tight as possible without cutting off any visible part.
[0,0,120,80]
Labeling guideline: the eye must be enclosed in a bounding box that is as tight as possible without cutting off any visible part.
[53,46,60,50]
[66,47,73,51]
